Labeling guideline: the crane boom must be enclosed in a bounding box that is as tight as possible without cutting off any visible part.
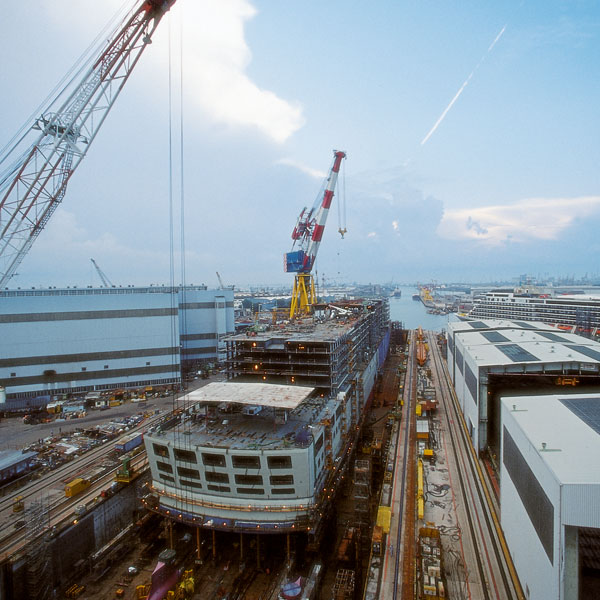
[90,258,114,287]
[0,0,176,288]
[285,150,346,318]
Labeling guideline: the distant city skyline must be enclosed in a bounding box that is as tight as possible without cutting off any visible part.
[1,1,599,288]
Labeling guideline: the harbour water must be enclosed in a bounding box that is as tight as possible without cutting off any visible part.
[388,286,453,332]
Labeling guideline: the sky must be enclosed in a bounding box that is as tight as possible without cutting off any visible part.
[1,0,599,289]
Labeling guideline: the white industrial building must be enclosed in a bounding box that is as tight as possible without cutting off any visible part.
[0,286,233,400]
[446,319,600,456]
[178,287,233,365]
[501,394,600,600]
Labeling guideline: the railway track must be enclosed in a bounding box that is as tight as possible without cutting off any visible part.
[0,408,172,514]
[393,331,415,599]
[0,414,161,560]
[427,331,524,600]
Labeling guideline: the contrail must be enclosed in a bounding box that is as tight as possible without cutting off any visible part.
[420,24,507,146]
[488,25,506,52]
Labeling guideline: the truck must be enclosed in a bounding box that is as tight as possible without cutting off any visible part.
[65,477,91,498]
[115,432,144,453]
[371,525,384,556]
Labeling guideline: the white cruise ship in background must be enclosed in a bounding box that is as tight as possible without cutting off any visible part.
[467,289,600,336]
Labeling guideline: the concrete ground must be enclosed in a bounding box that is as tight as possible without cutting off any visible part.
[0,375,225,450]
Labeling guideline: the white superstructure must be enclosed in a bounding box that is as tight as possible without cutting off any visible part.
[468,290,600,333]
[143,299,390,536]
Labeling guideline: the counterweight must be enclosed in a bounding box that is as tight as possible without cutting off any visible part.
[0,0,176,287]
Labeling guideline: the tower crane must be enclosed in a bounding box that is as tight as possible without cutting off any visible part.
[0,0,176,288]
[284,150,346,319]
[90,258,114,288]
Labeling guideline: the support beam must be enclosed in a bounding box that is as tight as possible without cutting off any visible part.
[256,535,261,570]
[290,273,316,319]
[212,530,217,562]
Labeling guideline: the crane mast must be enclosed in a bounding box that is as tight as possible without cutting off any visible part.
[0,0,176,288]
[285,150,346,319]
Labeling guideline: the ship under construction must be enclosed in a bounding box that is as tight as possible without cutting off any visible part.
[142,299,390,544]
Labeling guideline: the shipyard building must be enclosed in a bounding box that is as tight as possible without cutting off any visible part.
[447,319,600,598]
[0,286,233,400]
[501,393,600,600]
[446,319,600,457]
[143,299,390,539]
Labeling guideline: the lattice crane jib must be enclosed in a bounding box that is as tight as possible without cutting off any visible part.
[0,0,177,288]
[285,150,346,319]
[91,257,114,287]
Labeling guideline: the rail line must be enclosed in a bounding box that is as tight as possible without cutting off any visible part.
[427,331,524,600]
[390,331,415,599]
[0,410,169,514]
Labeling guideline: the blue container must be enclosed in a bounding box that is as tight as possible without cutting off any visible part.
[284,250,306,273]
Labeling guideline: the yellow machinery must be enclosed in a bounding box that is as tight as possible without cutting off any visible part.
[417,459,425,520]
[13,496,24,512]
[65,478,90,498]
[115,457,134,483]
[289,273,316,319]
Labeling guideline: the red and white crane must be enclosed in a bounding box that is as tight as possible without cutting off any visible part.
[0,0,176,287]
[285,149,346,318]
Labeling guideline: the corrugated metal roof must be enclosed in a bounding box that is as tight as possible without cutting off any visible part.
[449,319,557,333]
[559,396,600,436]
[187,382,315,409]
[449,322,600,369]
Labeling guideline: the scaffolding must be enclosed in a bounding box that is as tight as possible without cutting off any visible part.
[24,498,52,600]
[353,459,371,516]
[332,568,355,599]
[225,300,389,396]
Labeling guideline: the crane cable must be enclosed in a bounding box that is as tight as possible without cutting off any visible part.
[179,6,188,354]
[167,4,193,515]
[167,8,178,411]
[337,158,347,238]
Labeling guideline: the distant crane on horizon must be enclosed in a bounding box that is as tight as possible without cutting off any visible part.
[90,258,114,288]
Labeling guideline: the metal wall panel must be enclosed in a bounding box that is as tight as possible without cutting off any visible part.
[561,484,600,528]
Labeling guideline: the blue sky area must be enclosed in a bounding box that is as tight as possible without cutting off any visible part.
[1,0,599,288]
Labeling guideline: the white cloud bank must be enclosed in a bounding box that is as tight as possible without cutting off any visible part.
[181,0,304,143]
[46,0,304,144]
[438,195,600,245]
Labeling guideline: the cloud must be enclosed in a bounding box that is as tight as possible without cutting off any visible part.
[180,0,305,143]
[24,211,170,286]
[43,0,304,144]
[276,158,326,179]
[438,195,600,245]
